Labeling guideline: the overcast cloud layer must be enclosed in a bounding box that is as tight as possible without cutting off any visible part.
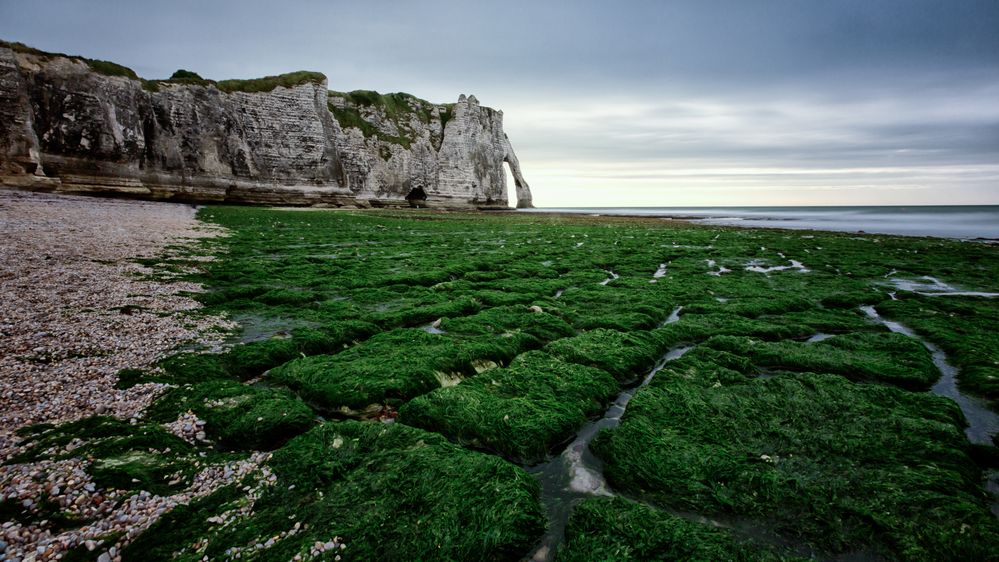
[2,0,997,206]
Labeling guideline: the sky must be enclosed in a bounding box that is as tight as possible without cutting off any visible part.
[1,0,997,206]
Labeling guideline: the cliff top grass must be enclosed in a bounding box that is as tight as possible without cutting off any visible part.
[2,39,141,80]
[155,68,327,93]
[158,68,213,86]
[2,39,326,94]
[216,70,326,93]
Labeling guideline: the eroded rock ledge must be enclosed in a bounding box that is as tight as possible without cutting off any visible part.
[0,41,533,209]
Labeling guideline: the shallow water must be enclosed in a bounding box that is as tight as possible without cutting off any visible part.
[651,263,668,282]
[227,314,321,344]
[527,307,688,561]
[886,276,999,298]
[806,333,834,343]
[706,259,732,276]
[420,321,446,334]
[659,305,683,327]
[744,259,809,274]
[521,206,999,240]
[861,306,999,445]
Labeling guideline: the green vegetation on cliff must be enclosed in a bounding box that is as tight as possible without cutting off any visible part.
[327,89,454,151]
[2,40,326,94]
[2,39,145,83]
[216,70,326,93]
[327,104,417,149]
[2,40,140,79]
[161,68,213,86]
[329,89,440,122]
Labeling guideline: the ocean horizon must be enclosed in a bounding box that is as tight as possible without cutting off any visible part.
[519,205,999,240]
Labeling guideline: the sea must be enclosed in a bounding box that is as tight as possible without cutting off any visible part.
[519,206,999,240]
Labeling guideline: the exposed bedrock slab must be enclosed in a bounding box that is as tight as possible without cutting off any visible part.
[0,43,534,208]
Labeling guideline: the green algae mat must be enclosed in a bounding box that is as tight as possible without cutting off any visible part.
[12,207,999,560]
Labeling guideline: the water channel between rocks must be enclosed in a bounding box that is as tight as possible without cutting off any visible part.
[526,307,687,561]
[861,305,999,518]
[599,270,620,285]
[525,303,999,561]
[860,305,999,445]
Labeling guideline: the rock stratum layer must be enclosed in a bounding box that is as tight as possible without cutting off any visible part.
[0,41,533,208]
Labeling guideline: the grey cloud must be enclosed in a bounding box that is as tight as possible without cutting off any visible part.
[1,0,997,204]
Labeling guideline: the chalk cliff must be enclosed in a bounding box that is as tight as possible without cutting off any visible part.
[0,42,533,208]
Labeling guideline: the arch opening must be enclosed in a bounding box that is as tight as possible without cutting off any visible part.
[503,160,517,209]
[502,152,533,208]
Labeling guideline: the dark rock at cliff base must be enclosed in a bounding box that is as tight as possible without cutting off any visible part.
[0,41,533,208]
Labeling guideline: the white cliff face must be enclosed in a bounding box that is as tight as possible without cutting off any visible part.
[327,92,532,208]
[434,95,531,208]
[0,44,533,208]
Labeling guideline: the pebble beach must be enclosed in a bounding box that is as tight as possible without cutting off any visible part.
[0,189,241,561]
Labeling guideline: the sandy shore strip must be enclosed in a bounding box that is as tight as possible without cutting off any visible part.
[0,189,241,561]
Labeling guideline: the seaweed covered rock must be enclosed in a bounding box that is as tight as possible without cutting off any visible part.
[146,379,315,450]
[877,294,999,401]
[6,174,999,562]
[591,364,999,559]
[122,421,545,561]
[440,305,576,342]
[652,312,813,345]
[556,497,801,562]
[703,331,939,389]
[400,351,618,464]
[544,329,665,383]
[9,417,203,495]
[122,325,377,388]
[553,285,669,331]
[268,329,529,414]
[681,295,815,318]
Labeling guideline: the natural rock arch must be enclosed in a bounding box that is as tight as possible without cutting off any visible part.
[502,136,533,208]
